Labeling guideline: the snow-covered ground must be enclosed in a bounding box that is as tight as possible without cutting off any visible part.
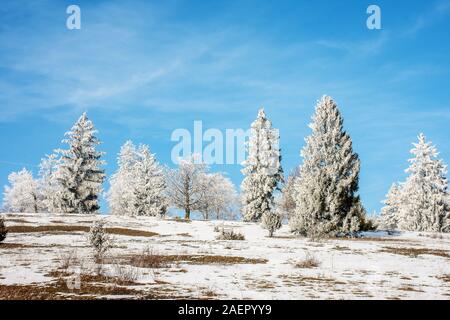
[0,213,449,299]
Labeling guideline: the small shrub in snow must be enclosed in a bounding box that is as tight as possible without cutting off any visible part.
[131,246,169,269]
[0,216,7,243]
[112,263,140,284]
[216,228,245,240]
[261,211,282,237]
[59,249,80,272]
[295,251,320,268]
[88,220,112,261]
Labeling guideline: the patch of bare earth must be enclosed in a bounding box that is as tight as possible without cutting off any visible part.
[4,218,31,224]
[437,274,450,282]
[119,254,267,268]
[279,274,346,287]
[0,271,191,300]
[380,247,450,258]
[249,279,277,290]
[398,285,424,292]
[7,225,159,237]
[0,243,40,249]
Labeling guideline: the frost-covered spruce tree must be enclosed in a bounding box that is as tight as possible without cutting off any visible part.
[380,183,402,231]
[38,153,62,213]
[108,141,167,216]
[290,96,365,237]
[279,168,300,220]
[241,109,283,222]
[88,219,111,260]
[107,141,139,216]
[3,168,41,213]
[55,112,105,214]
[133,144,167,216]
[398,134,449,232]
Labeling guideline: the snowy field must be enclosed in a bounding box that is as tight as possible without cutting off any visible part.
[0,213,449,300]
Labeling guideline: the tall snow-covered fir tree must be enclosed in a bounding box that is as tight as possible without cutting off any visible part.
[133,144,167,216]
[3,168,41,213]
[107,141,167,216]
[38,153,62,213]
[379,183,402,231]
[55,112,105,214]
[290,95,365,237]
[107,141,138,216]
[397,134,449,232]
[278,167,300,220]
[241,108,283,222]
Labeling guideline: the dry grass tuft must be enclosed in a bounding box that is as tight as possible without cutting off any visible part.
[294,251,320,268]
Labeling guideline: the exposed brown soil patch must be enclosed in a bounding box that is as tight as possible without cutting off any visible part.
[7,225,158,237]
[4,218,31,224]
[0,270,194,300]
[119,254,267,268]
[398,285,424,292]
[380,247,449,258]
[0,243,37,249]
[437,274,450,282]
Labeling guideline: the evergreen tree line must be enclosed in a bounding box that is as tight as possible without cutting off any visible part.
[2,96,449,237]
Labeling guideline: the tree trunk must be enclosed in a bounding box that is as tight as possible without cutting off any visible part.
[184,208,190,220]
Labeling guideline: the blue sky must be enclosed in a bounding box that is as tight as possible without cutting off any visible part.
[0,0,449,215]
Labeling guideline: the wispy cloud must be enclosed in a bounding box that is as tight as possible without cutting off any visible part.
[402,0,450,36]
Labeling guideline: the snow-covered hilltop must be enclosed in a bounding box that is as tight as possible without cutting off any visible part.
[0,213,449,300]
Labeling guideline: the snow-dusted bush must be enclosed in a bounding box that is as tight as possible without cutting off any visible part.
[55,112,105,214]
[88,220,112,260]
[241,109,283,222]
[112,264,140,284]
[2,168,41,213]
[108,141,167,216]
[0,216,7,243]
[397,134,449,232]
[290,96,366,238]
[216,228,245,240]
[261,211,282,237]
